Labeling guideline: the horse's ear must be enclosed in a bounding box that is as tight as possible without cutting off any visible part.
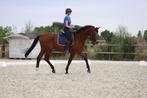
[95,27,101,32]
[95,27,101,30]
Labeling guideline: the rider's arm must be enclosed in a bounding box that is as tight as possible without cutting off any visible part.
[65,21,74,29]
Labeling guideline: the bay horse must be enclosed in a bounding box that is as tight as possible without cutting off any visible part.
[25,25,100,74]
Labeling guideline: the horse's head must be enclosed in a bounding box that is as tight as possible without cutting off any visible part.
[75,25,100,45]
[88,26,100,45]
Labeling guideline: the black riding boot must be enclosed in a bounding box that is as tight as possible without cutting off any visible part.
[64,41,70,53]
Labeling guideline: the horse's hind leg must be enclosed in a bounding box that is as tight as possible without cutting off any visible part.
[36,50,45,68]
[79,52,91,73]
[44,51,55,73]
[65,53,75,74]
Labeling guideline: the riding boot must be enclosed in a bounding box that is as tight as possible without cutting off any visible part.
[64,41,70,53]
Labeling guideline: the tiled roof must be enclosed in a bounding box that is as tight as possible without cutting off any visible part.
[19,33,37,39]
[5,33,38,39]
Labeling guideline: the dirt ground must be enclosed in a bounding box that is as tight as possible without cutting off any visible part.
[0,60,147,98]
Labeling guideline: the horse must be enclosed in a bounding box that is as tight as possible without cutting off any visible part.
[25,25,100,74]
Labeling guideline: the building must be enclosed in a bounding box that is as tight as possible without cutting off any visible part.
[5,33,40,58]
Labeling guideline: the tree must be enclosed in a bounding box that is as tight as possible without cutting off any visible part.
[137,30,142,38]
[0,26,12,44]
[24,21,33,33]
[100,30,113,60]
[143,30,147,42]
[52,22,64,30]
[111,25,136,60]
[52,22,64,34]
[101,30,113,43]
[33,22,64,34]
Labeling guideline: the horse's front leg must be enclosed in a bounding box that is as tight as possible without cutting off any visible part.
[44,51,56,73]
[65,53,75,74]
[79,52,91,73]
[44,59,56,73]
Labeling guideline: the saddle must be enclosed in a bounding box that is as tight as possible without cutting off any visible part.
[57,29,78,46]
[57,31,69,46]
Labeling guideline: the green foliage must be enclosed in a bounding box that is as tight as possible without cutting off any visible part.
[52,22,64,30]
[99,30,112,59]
[134,34,147,61]
[101,30,113,43]
[94,27,145,60]
[24,21,33,33]
[134,46,147,61]
[0,23,145,60]
[137,30,142,38]
[0,26,12,44]
[33,22,64,34]
[87,47,96,59]
[33,22,82,35]
[143,30,147,42]
[33,26,51,34]
[108,26,136,60]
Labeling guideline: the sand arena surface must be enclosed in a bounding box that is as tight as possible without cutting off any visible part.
[0,60,147,98]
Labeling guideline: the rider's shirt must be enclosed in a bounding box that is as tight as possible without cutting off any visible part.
[64,16,71,32]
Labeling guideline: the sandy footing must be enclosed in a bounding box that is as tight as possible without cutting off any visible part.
[0,60,147,98]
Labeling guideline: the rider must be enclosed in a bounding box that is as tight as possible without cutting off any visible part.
[64,8,75,52]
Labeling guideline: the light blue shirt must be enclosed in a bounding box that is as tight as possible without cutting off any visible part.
[64,16,71,27]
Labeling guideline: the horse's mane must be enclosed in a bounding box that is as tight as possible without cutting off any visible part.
[76,25,94,34]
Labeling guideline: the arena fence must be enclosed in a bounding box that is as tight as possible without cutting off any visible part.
[0,44,147,60]
[0,44,9,58]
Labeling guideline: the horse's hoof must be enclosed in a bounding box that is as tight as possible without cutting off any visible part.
[65,72,69,74]
[87,70,91,73]
[36,68,39,71]
[52,70,56,73]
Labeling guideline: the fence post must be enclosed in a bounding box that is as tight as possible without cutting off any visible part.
[108,45,111,60]
[1,44,5,58]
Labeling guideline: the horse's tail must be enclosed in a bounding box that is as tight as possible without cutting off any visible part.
[25,36,40,58]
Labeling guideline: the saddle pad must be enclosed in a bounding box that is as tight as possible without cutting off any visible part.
[57,34,68,46]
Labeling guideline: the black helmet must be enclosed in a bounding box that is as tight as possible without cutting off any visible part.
[65,8,72,14]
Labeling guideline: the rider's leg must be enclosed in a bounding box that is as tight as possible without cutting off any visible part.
[64,31,72,52]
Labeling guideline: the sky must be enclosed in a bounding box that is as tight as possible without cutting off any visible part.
[0,0,147,35]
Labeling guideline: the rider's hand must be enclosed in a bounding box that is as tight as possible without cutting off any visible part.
[70,25,75,29]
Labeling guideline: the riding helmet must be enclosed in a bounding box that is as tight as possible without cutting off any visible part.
[65,8,72,14]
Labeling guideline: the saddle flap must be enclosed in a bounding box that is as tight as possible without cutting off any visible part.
[57,34,68,46]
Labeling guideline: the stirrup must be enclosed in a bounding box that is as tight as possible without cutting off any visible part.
[64,48,69,53]
[60,30,65,34]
